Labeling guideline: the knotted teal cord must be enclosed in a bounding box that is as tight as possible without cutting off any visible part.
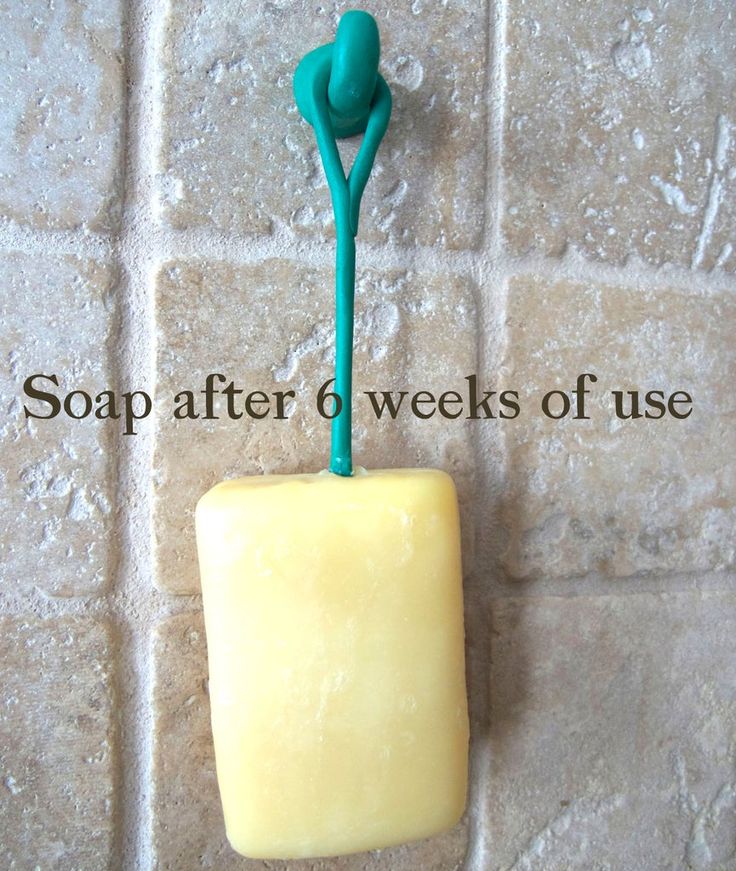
[294,11,392,476]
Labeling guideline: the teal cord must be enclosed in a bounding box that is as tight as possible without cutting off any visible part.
[294,12,392,476]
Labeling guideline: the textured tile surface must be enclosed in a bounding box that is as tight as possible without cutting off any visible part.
[1,2,735,868]
[153,613,468,870]
[504,0,736,271]
[0,253,118,596]
[501,274,736,580]
[153,259,476,593]
[0,616,116,869]
[0,0,125,230]
[488,592,736,870]
[160,0,486,248]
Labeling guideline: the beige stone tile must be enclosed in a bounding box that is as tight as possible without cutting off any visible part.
[153,259,476,594]
[153,612,468,870]
[0,616,116,869]
[0,0,125,231]
[0,253,118,596]
[504,1,736,271]
[501,274,736,580]
[487,592,736,870]
[160,1,486,249]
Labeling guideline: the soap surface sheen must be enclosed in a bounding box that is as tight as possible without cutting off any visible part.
[195,467,468,859]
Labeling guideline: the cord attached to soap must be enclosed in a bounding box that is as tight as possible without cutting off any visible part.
[294,11,392,477]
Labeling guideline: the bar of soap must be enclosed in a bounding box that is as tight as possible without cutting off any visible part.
[195,467,468,859]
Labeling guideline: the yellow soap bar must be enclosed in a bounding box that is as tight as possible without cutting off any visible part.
[195,467,468,859]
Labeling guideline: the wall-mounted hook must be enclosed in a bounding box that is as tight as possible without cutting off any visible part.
[293,10,392,477]
[294,10,386,139]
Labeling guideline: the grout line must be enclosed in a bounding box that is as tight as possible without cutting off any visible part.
[496,247,736,296]
[463,0,509,868]
[483,568,736,599]
[0,592,199,618]
[484,0,508,266]
[113,0,168,868]
[0,219,113,258]
[0,569,733,619]
[0,224,734,296]
[463,730,492,868]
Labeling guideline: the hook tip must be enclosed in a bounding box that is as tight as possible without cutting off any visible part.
[328,10,380,123]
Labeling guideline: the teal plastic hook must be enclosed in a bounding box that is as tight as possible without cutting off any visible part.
[293,11,392,477]
[294,10,386,138]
